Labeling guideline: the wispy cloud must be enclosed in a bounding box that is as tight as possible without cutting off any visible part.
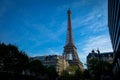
[78,34,113,64]
[83,35,113,53]
[71,0,108,33]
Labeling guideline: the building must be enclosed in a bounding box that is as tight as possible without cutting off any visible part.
[87,50,113,79]
[100,52,113,64]
[31,55,69,75]
[108,0,120,78]
[63,9,83,70]
[87,50,113,64]
[87,50,113,71]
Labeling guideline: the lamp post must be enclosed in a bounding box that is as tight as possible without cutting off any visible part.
[97,48,102,80]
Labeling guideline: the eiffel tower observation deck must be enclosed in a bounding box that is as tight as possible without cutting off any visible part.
[63,9,83,70]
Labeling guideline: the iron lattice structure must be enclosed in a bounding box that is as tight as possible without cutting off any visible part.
[63,9,83,70]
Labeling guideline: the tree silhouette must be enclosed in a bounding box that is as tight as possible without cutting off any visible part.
[47,66,58,80]
[83,69,91,80]
[87,58,113,80]
[74,69,83,80]
[0,42,29,73]
[28,60,46,76]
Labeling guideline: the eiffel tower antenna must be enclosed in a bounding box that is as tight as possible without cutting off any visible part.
[65,8,75,46]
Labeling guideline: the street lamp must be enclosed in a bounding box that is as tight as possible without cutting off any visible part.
[97,48,102,80]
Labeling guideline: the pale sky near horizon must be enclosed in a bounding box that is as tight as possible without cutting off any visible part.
[0,0,113,67]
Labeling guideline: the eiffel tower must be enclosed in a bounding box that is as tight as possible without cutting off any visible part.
[63,9,83,70]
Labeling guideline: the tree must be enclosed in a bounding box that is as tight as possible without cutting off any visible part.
[83,69,91,79]
[74,69,83,80]
[47,66,58,80]
[60,66,83,80]
[61,70,69,77]
[0,42,29,73]
[87,58,113,80]
[87,59,99,73]
[28,60,46,76]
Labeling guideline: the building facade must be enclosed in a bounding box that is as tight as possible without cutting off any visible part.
[108,0,120,78]
[87,50,113,79]
[87,50,113,64]
[31,55,69,75]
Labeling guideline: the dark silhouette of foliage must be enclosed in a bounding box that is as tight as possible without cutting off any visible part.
[47,66,58,80]
[74,69,83,80]
[87,58,113,80]
[83,69,91,79]
[61,70,69,78]
[0,42,29,73]
[60,67,84,80]
[28,60,46,76]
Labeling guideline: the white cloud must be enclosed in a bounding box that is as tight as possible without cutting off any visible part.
[78,34,113,65]
[71,0,108,33]
[83,35,113,53]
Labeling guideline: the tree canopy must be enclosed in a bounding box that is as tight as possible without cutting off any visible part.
[0,43,29,73]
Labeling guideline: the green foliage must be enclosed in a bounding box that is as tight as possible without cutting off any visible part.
[64,65,78,76]
[60,66,84,80]
[67,66,77,72]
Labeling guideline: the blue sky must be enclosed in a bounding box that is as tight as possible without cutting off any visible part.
[0,0,113,66]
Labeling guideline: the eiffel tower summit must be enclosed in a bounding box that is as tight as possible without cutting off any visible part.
[63,9,83,70]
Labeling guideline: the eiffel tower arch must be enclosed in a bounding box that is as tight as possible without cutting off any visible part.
[63,9,83,70]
